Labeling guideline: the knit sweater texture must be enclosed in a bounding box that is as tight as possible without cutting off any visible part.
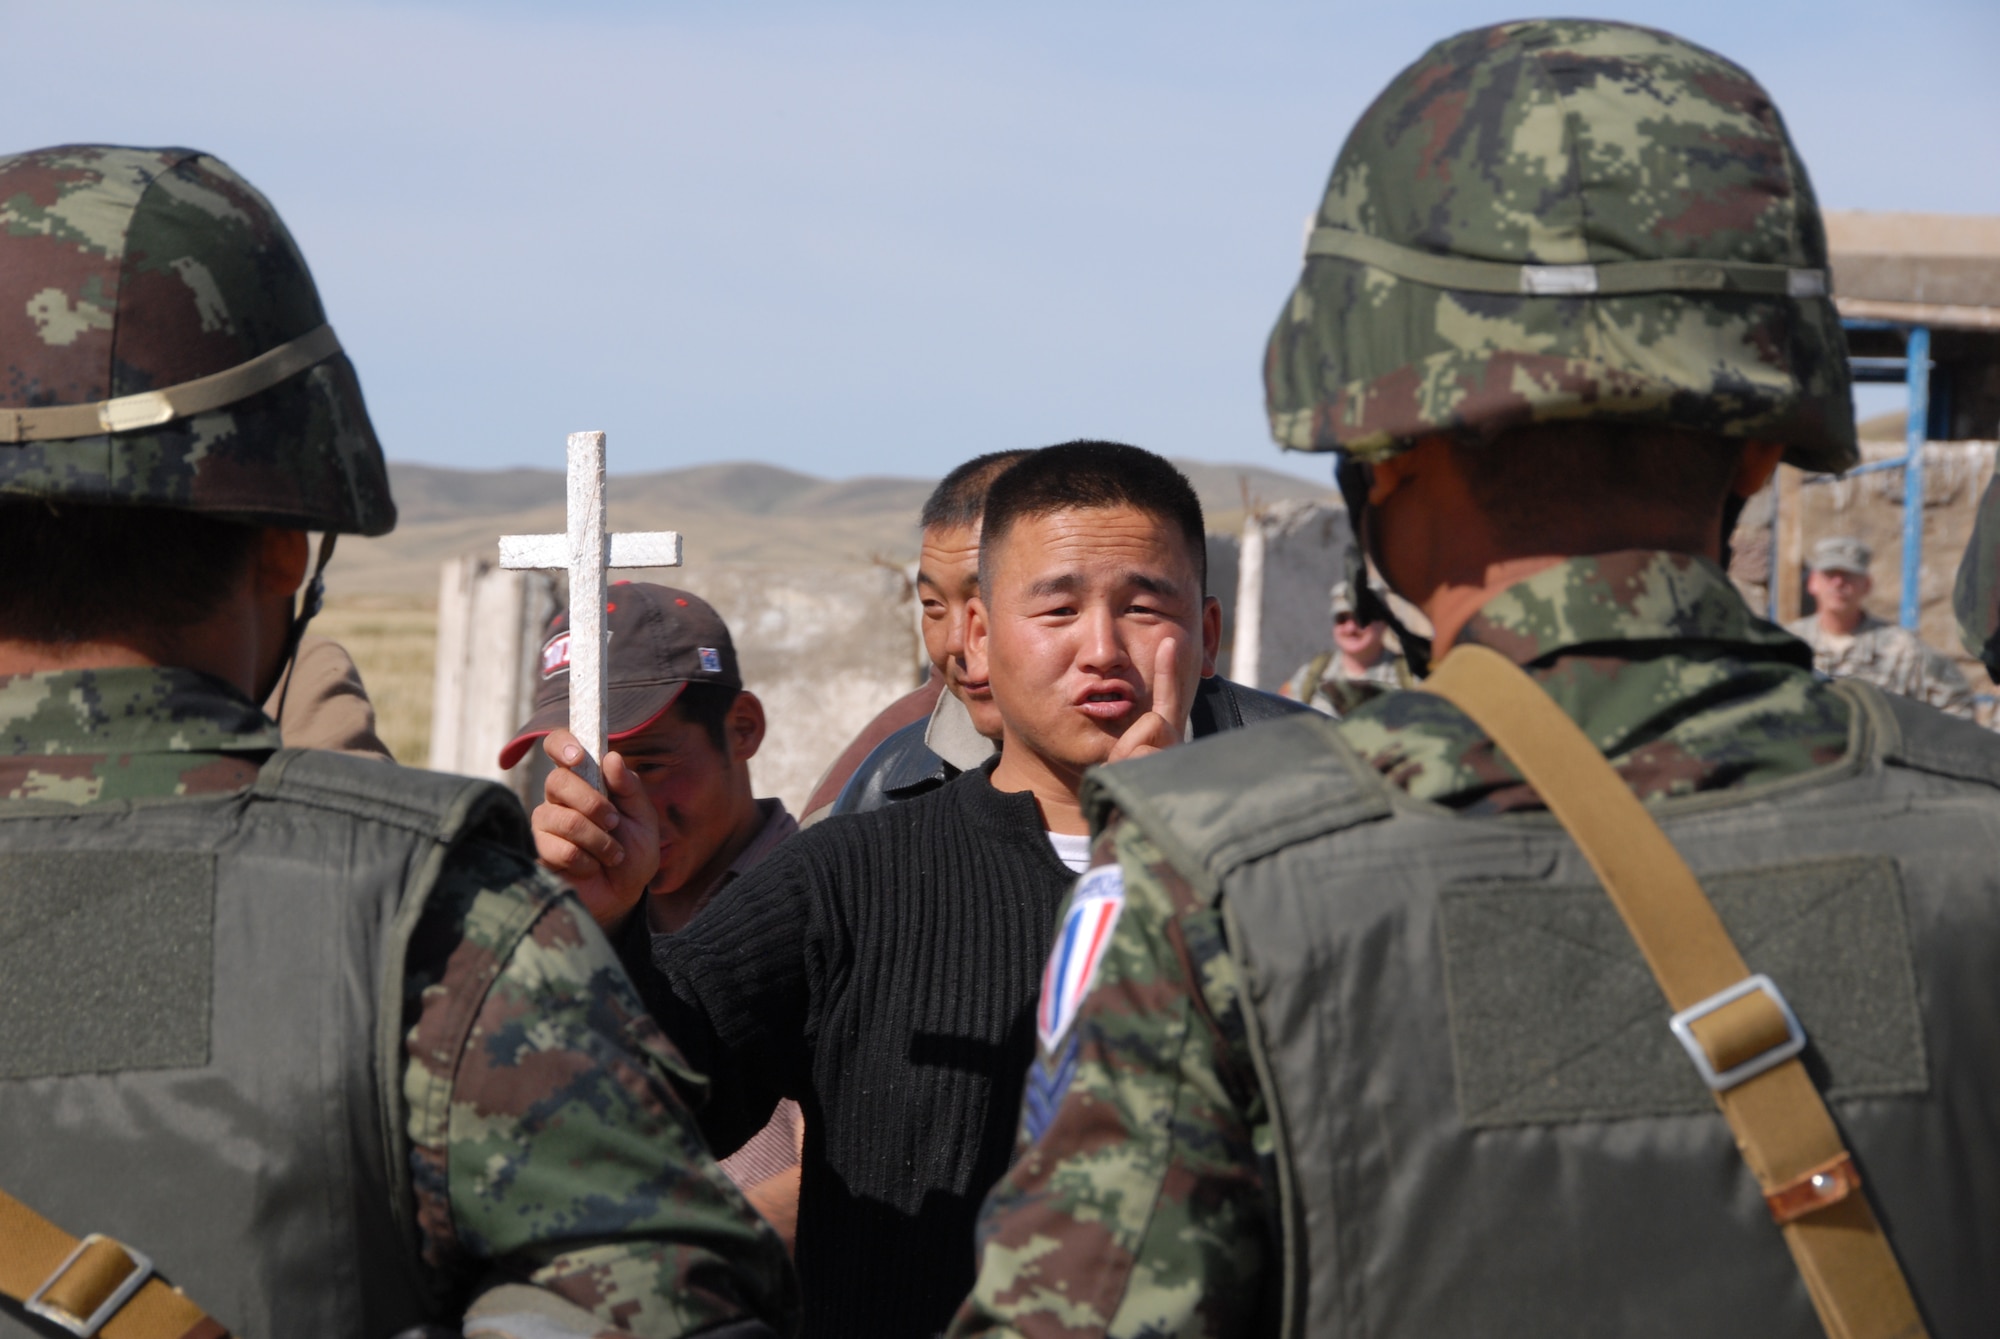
[636,761,1075,1338]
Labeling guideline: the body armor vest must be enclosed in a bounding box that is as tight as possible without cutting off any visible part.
[1087,683,2000,1337]
[0,749,538,1338]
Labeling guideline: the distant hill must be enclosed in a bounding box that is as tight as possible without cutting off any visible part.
[327,458,1336,597]
[1858,410,1907,441]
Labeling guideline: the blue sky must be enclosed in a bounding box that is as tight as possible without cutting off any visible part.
[7,1,1997,480]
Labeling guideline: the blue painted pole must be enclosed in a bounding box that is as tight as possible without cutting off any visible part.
[1901,326,1931,630]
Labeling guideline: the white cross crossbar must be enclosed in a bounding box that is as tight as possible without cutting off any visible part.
[498,431,682,791]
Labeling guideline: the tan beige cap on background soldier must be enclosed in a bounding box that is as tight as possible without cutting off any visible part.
[1786,536,1976,719]
[0,146,796,1339]
[955,21,2000,1339]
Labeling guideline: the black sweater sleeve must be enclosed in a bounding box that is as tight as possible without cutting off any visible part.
[638,841,824,1157]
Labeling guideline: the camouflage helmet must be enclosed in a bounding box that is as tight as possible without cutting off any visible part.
[1264,21,1857,475]
[0,145,395,534]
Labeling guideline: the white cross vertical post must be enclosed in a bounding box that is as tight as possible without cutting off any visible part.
[497,431,683,791]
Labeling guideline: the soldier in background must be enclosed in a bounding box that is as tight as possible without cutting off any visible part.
[1277,583,1410,718]
[955,22,2000,1338]
[1786,536,1974,719]
[0,146,794,1339]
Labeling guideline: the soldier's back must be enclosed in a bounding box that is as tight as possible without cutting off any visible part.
[1095,678,2000,1335]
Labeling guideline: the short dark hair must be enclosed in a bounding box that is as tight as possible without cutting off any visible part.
[0,499,262,644]
[1448,423,1745,552]
[919,449,1036,532]
[671,680,743,756]
[978,441,1206,593]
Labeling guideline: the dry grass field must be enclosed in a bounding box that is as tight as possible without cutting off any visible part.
[312,596,440,766]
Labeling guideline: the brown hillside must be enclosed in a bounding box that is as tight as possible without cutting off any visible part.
[326,458,1334,598]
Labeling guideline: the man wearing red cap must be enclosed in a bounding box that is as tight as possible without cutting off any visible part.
[505,581,807,1246]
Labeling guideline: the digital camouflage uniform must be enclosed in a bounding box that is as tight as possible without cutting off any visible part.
[1783,611,1975,720]
[0,146,796,1338]
[1279,588,1409,719]
[948,20,1994,1338]
[1278,651,1404,720]
[0,667,797,1336]
[951,554,1852,1335]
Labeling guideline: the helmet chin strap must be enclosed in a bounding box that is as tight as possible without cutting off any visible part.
[264,532,337,717]
[1333,452,1433,678]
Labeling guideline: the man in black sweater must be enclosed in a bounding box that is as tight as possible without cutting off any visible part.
[533,442,1253,1336]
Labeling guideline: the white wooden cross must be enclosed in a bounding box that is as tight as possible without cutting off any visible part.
[499,431,682,790]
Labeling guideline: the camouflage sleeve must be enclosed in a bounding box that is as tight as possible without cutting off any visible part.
[948,816,1276,1339]
[405,840,799,1338]
[1918,643,1978,720]
[1956,471,2000,673]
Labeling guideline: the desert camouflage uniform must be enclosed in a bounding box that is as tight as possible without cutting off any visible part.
[1783,611,1975,719]
[949,553,1849,1336]
[1279,651,1406,719]
[0,665,797,1336]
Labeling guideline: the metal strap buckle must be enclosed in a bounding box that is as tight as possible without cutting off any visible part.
[1668,973,1807,1092]
[23,1235,154,1338]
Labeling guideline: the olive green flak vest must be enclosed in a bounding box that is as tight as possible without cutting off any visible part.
[0,749,538,1339]
[1085,682,2000,1338]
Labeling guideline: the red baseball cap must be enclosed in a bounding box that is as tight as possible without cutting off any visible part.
[498,582,742,769]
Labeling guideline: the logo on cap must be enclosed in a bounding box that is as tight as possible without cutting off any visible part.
[541,631,571,678]
[698,646,722,673]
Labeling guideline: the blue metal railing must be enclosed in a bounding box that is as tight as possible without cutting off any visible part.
[1901,327,1931,629]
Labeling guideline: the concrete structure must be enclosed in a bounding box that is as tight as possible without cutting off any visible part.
[680,563,922,814]
[428,557,558,802]
[1231,499,1353,692]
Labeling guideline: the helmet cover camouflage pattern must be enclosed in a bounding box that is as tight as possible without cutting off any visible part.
[0,145,395,534]
[1264,20,1857,474]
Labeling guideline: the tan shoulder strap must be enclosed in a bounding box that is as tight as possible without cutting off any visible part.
[0,1187,229,1339]
[1422,644,1928,1339]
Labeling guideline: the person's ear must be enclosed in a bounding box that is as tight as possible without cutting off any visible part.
[725,690,766,764]
[1199,594,1221,678]
[1734,441,1786,499]
[966,595,990,660]
[256,528,312,600]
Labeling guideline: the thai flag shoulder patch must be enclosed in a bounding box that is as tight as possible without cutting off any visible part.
[1036,864,1126,1055]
